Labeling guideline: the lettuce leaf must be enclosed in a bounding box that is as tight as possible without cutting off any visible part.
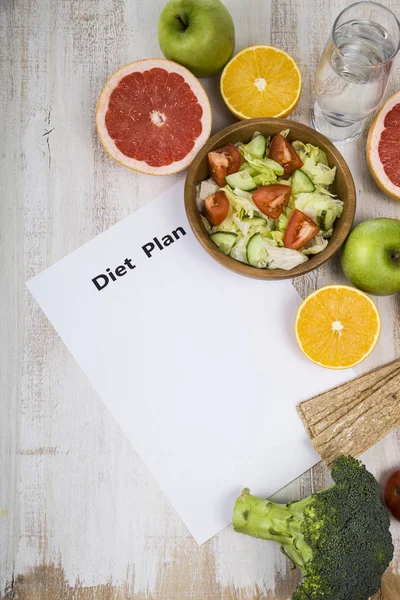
[263,241,308,270]
[230,235,249,264]
[232,215,271,237]
[221,185,258,219]
[302,159,336,185]
[196,178,220,211]
[292,141,328,165]
[279,128,290,139]
[291,141,336,185]
[302,235,329,255]
[239,148,284,178]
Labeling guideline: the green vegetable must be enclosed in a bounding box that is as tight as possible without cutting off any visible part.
[230,235,248,264]
[233,215,271,238]
[318,209,328,231]
[292,140,329,165]
[200,214,212,234]
[294,193,343,233]
[253,173,275,187]
[292,140,336,185]
[210,232,238,254]
[225,170,257,191]
[233,455,393,600]
[276,209,293,234]
[302,159,336,185]
[221,185,258,220]
[239,148,284,182]
[268,230,284,246]
[240,134,266,159]
[302,235,328,255]
[246,233,269,268]
[263,241,308,270]
[239,161,258,177]
[291,169,315,195]
[242,217,268,227]
[314,183,336,196]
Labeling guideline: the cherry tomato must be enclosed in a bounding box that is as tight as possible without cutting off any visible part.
[252,185,291,220]
[269,134,303,177]
[204,191,230,226]
[284,209,319,250]
[207,143,242,187]
[384,469,400,520]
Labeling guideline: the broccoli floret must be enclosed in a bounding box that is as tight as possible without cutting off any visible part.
[232,456,393,600]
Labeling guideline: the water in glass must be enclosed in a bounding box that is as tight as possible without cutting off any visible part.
[315,20,396,127]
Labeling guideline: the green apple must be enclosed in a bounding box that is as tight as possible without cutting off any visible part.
[158,0,235,78]
[341,218,400,296]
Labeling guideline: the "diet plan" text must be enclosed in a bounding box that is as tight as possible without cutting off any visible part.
[91,226,186,291]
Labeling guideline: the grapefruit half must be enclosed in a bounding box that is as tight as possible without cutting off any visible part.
[367,91,400,200]
[96,59,212,175]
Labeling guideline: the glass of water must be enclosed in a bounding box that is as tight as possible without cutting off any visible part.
[311,1,400,143]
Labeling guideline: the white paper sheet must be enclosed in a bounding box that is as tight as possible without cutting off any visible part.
[27,182,353,544]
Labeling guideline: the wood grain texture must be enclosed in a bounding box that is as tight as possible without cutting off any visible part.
[1,0,400,598]
[184,117,356,279]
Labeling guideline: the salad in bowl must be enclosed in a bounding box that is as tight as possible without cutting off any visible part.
[196,130,344,271]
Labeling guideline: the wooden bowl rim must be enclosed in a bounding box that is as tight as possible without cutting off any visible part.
[184,118,356,280]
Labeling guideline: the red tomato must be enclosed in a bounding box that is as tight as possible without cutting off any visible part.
[204,191,230,226]
[252,185,291,220]
[284,209,319,250]
[269,134,303,177]
[207,143,242,187]
[384,469,400,520]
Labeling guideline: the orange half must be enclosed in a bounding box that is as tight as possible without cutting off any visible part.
[295,285,381,369]
[220,45,302,120]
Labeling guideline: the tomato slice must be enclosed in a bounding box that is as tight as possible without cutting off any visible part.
[384,469,400,520]
[269,134,303,177]
[204,191,230,226]
[207,143,242,187]
[284,209,319,250]
[252,185,291,220]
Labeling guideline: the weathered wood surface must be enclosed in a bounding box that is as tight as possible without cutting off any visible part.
[1,0,399,598]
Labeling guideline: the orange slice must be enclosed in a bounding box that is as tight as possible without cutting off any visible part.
[295,285,381,370]
[220,45,302,120]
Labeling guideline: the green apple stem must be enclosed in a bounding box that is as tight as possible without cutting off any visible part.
[175,14,188,30]
[392,251,400,265]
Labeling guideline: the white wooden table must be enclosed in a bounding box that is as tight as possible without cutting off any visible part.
[1,0,400,598]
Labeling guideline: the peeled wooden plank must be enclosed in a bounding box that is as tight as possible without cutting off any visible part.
[297,359,400,466]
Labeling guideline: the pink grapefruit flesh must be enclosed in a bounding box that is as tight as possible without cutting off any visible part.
[96,59,212,175]
[367,91,400,199]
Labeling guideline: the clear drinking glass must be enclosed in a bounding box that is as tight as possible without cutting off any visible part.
[311,1,400,143]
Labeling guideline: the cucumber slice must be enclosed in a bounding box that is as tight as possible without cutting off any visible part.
[239,161,258,177]
[291,169,315,195]
[318,209,327,231]
[225,170,257,191]
[242,217,268,226]
[210,232,238,254]
[246,233,268,268]
[243,134,266,159]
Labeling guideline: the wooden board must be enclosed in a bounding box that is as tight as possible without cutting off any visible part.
[1,0,400,598]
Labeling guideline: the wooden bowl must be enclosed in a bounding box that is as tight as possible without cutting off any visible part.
[184,118,356,279]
